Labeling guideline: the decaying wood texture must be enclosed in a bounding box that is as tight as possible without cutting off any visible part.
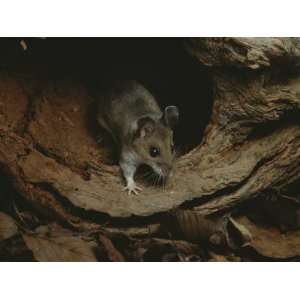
[0,38,299,226]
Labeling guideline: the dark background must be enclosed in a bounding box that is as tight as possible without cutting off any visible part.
[0,37,213,152]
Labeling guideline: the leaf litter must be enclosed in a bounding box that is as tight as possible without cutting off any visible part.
[1,188,300,261]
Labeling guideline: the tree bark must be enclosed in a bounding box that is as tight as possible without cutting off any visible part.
[0,38,299,227]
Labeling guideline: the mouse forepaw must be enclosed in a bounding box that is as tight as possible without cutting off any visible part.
[123,182,142,195]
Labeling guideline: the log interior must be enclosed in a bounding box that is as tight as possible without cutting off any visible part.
[0,38,299,223]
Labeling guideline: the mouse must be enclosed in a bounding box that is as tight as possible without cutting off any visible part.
[96,80,179,195]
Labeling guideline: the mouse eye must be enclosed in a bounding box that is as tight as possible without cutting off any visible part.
[150,147,160,157]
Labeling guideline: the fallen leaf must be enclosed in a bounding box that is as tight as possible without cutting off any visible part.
[164,209,225,243]
[161,252,183,262]
[208,251,241,262]
[134,238,203,262]
[236,216,300,259]
[208,252,229,262]
[0,212,18,241]
[226,217,252,249]
[22,225,97,261]
[99,234,125,262]
[0,236,34,261]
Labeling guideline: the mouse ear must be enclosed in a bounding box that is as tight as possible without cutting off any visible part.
[164,106,179,128]
[136,117,155,138]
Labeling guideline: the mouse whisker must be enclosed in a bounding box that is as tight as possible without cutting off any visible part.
[140,171,152,180]
[155,175,160,188]
[146,175,156,186]
[152,176,157,187]
[160,175,164,191]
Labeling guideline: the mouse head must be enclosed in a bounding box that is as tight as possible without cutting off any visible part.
[132,106,179,179]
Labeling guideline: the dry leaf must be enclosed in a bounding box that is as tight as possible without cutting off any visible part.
[0,212,18,241]
[99,234,125,262]
[161,252,183,262]
[22,226,97,262]
[226,217,252,249]
[134,238,202,262]
[208,252,241,262]
[208,252,229,262]
[165,209,226,244]
[235,216,300,259]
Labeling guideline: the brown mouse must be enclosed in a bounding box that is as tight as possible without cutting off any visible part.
[96,80,179,195]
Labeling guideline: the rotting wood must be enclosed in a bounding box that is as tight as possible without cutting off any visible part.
[0,38,299,222]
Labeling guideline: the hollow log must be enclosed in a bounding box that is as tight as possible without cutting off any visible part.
[0,38,299,226]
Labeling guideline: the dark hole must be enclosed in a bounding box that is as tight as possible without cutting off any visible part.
[0,37,213,155]
[135,164,165,186]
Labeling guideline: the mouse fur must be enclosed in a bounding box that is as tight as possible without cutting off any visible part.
[96,80,179,195]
